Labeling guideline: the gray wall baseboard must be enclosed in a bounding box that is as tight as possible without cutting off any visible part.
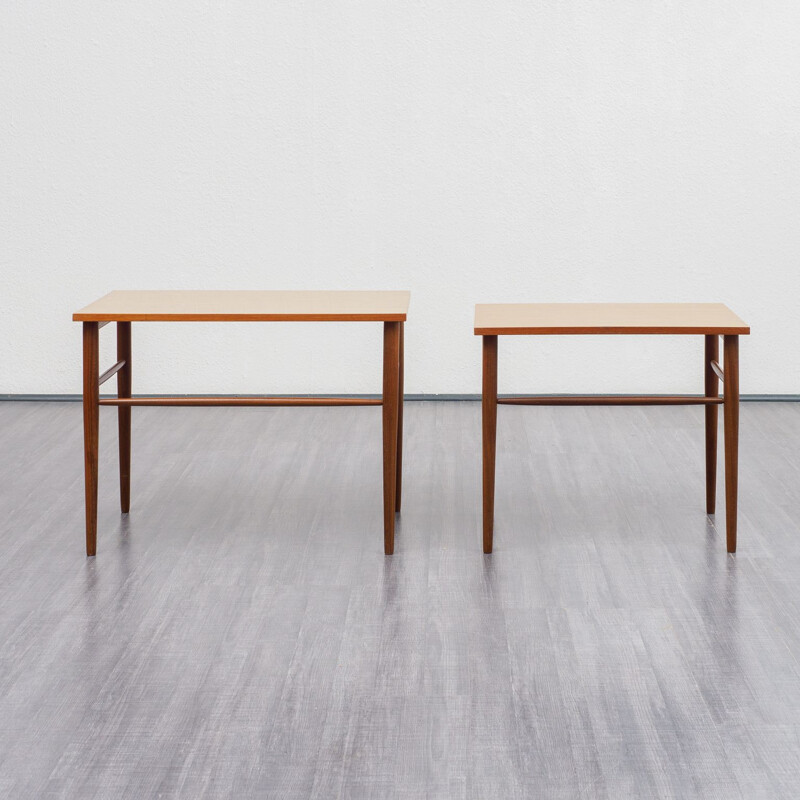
[2,394,800,403]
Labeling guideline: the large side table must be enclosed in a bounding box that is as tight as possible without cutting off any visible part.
[74,290,409,555]
[474,303,749,554]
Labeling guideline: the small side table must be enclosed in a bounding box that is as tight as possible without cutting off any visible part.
[74,290,409,556]
[474,303,750,554]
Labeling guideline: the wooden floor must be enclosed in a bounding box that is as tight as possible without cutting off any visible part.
[2,400,800,798]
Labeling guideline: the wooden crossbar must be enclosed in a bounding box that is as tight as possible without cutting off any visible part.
[497,395,724,406]
[98,360,126,387]
[97,396,382,407]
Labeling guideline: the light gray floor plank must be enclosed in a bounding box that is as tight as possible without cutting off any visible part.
[1,400,800,798]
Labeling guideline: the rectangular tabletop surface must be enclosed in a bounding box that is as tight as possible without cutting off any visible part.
[474,303,749,335]
[74,290,410,322]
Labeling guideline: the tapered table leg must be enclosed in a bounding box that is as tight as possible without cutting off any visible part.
[482,335,498,553]
[704,334,719,514]
[382,322,400,554]
[395,321,404,512]
[723,335,740,552]
[83,322,100,556]
[117,322,132,513]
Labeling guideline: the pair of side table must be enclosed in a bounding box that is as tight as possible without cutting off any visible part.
[74,292,749,556]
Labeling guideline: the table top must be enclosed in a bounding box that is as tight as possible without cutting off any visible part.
[74,290,410,322]
[474,303,749,335]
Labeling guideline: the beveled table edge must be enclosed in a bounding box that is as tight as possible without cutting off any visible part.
[473,323,750,335]
[74,311,409,322]
[473,303,749,336]
[74,290,410,322]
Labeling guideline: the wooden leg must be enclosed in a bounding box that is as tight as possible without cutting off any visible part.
[482,335,498,554]
[395,321,404,512]
[723,335,740,553]
[704,334,719,514]
[83,322,100,556]
[382,322,400,554]
[117,322,132,513]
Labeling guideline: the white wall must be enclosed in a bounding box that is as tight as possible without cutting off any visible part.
[2,2,799,396]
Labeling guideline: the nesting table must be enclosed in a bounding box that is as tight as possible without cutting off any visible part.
[74,290,410,556]
[475,303,750,554]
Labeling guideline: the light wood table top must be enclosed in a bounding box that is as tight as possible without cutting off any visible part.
[74,290,410,322]
[474,303,749,335]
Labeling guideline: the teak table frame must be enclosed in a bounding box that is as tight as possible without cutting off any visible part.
[475,303,750,555]
[74,290,409,556]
